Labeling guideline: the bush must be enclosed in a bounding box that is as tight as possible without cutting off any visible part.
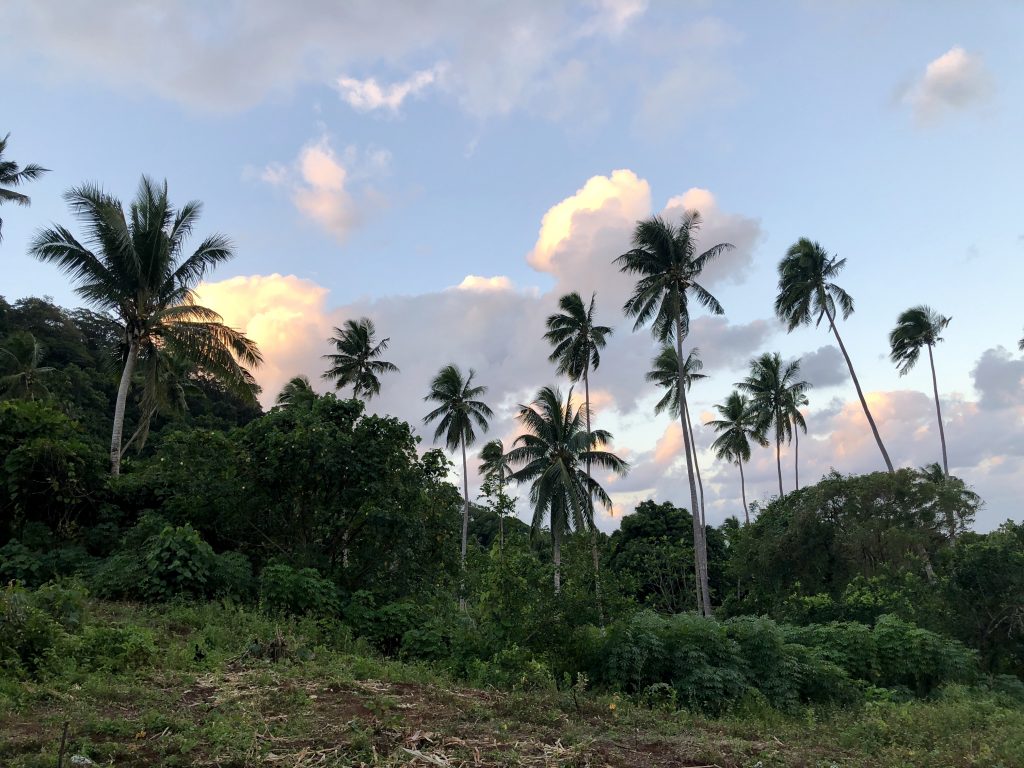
[725,616,800,710]
[0,583,69,677]
[31,580,88,631]
[873,614,976,695]
[72,624,157,672]
[466,644,555,691]
[143,524,217,599]
[212,551,254,600]
[259,564,338,616]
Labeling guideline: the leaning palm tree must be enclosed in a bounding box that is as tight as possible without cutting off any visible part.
[706,392,767,524]
[0,332,55,401]
[646,345,708,525]
[776,238,893,473]
[424,364,493,601]
[890,306,952,475]
[479,439,514,553]
[276,374,318,409]
[737,353,808,497]
[616,211,731,617]
[29,176,262,475]
[323,318,398,400]
[507,386,627,593]
[0,133,49,243]
[544,291,613,619]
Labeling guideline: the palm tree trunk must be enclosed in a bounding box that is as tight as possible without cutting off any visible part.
[927,344,949,476]
[553,526,562,595]
[794,425,800,491]
[460,434,470,610]
[739,460,749,525]
[584,366,606,626]
[684,403,707,529]
[826,305,894,473]
[110,341,139,476]
[676,314,712,617]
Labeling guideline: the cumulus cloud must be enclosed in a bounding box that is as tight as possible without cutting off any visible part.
[453,275,515,293]
[336,64,446,113]
[799,345,847,389]
[971,347,1024,410]
[259,135,388,241]
[902,46,992,124]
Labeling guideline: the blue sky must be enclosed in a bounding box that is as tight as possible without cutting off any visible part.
[2,1,1023,530]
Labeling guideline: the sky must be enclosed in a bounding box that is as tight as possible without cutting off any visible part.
[2,1,1023,532]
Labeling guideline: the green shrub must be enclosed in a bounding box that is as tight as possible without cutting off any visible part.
[0,583,69,677]
[212,551,254,600]
[725,616,800,710]
[73,624,157,672]
[0,540,46,586]
[784,621,878,683]
[466,644,555,691]
[259,564,338,616]
[873,614,977,695]
[31,579,88,631]
[661,613,748,714]
[88,550,148,599]
[143,524,217,599]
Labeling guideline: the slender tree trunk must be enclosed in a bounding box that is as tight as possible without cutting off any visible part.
[739,460,749,525]
[794,425,800,491]
[676,314,712,617]
[584,366,606,626]
[460,435,470,610]
[553,526,562,595]
[685,403,707,529]
[110,341,139,476]
[927,344,949,476]
[774,420,784,497]
[826,305,894,473]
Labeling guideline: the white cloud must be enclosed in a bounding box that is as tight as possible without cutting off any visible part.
[903,46,992,124]
[453,275,515,292]
[336,64,446,113]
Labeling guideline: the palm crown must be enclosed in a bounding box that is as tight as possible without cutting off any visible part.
[479,439,513,486]
[29,176,261,473]
[0,332,55,401]
[544,292,612,381]
[889,305,950,375]
[323,317,398,400]
[737,353,807,442]
[775,238,854,329]
[423,364,493,451]
[0,133,49,243]
[276,374,317,408]
[646,345,706,417]
[707,392,767,465]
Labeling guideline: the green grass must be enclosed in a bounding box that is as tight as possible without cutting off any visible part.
[1,600,1022,767]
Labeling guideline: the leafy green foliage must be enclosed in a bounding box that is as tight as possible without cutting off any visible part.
[259,564,339,616]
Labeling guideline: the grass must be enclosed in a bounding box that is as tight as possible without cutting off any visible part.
[1,600,1022,767]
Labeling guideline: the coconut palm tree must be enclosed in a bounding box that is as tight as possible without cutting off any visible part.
[646,345,708,525]
[29,176,262,475]
[0,133,49,243]
[323,318,398,400]
[0,332,55,401]
[276,374,318,409]
[737,353,808,497]
[706,392,767,524]
[544,291,613,619]
[507,386,627,593]
[615,211,731,617]
[784,386,809,490]
[424,364,493,601]
[917,462,979,540]
[479,439,514,553]
[775,238,893,473]
[123,352,200,453]
[890,306,952,475]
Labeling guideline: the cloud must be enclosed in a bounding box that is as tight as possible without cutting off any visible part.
[336,64,446,113]
[971,346,1024,410]
[799,345,847,389]
[259,135,387,241]
[453,275,515,293]
[902,46,992,124]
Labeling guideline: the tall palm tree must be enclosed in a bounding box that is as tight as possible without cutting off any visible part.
[890,306,952,476]
[0,332,55,401]
[124,352,199,453]
[276,374,318,408]
[737,353,808,497]
[544,291,613,619]
[479,439,514,553]
[29,176,262,475]
[323,318,398,400]
[424,364,493,600]
[0,133,49,243]
[776,238,893,473]
[706,392,767,524]
[646,345,708,526]
[616,211,732,617]
[784,386,809,490]
[507,386,627,593]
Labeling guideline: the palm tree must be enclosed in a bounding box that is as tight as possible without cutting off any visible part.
[776,238,893,473]
[479,439,514,553]
[124,352,199,453]
[784,386,809,490]
[424,364,493,602]
[737,353,808,497]
[29,176,261,475]
[0,133,49,243]
[616,211,732,617]
[323,318,398,400]
[706,392,767,524]
[507,386,627,593]
[0,332,55,401]
[276,374,318,408]
[646,345,708,526]
[890,306,952,476]
[917,462,979,540]
[544,291,613,619]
